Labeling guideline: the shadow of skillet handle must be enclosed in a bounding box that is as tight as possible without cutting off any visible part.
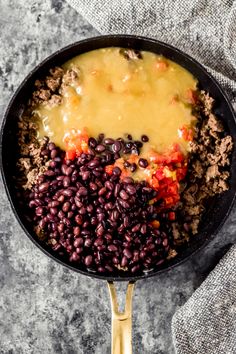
[107,282,136,354]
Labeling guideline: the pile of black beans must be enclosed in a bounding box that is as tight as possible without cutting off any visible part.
[28,135,172,274]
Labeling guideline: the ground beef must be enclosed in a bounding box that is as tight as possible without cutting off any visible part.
[16,65,82,188]
[172,91,233,242]
[30,68,64,106]
[16,114,50,189]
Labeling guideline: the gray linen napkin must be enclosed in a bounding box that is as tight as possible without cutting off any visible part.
[172,245,236,354]
[65,1,236,353]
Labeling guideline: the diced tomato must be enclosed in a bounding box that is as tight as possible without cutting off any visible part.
[150,176,159,189]
[168,212,176,221]
[152,220,160,229]
[66,150,77,160]
[178,126,193,142]
[185,89,198,104]
[170,94,179,105]
[165,196,174,205]
[171,143,181,152]
[127,154,139,163]
[155,60,169,71]
[63,128,89,160]
[105,165,114,175]
[155,168,165,181]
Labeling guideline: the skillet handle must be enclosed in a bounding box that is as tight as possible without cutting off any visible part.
[107,281,135,354]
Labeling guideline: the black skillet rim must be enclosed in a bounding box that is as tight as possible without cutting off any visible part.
[1,34,236,281]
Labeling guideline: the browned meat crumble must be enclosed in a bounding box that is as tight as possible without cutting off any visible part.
[172,91,233,243]
[16,66,80,189]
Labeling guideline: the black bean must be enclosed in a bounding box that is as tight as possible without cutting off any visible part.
[98,187,107,196]
[98,267,105,273]
[123,177,134,184]
[105,181,114,191]
[50,207,58,215]
[112,141,122,153]
[41,149,49,156]
[85,255,93,266]
[105,202,113,211]
[84,239,92,247]
[124,161,131,168]
[112,256,119,264]
[57,210,65,219]
[119,189,129,200]
[79,207,86,215]
[61,164,67,174]
[162,239,168,247]
[130,163,137,172]
[38,182,49,192]
[114,153,120,160]
[121,256,128,267]
[62,176,70,188]
[141,135,149,142]
[77,187,88,196]
[112,166,121,176]
[49,160,57,169]
[97,133,104,143]
[62,202,70,213]
[123,216,130,228]
[36,207,43,216]
[58,195,65,203]
[71,252,79,262]
[104,152,113,163]
[111,210,119,221]
[62,189,73,197]
[96,144,106,153]
[81,171,90,181]
[132,223,141,233]
[138,158,148,168]
[131,265,140,273]
[104,138,114,145]
[123,248,132,259]
[134,141,143,149]
[48,142,55,150]
[28,137,173,274]
[45,170,56,177]
[140,224,147,234]
[89,182,98,191]
[50,149,58,159]
[94,238,104,247]
[96,224,105,236]
[65,167,73,176]
[88,137,97,148]
[125,184,136,195]
[87,204,93,213]
[105,265,114,272]
[119,199,130,209]
[75,215,83,225]
[108,244,118,252]
[88,159,100,169]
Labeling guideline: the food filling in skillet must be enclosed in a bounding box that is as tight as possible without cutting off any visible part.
[15,48,233,274]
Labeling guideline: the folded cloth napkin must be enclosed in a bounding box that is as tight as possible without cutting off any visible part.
[66,0,236,100]
[65,1,236,353]
[172,245,236,354]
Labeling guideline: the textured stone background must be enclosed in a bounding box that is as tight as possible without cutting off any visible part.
[0,1,235,353]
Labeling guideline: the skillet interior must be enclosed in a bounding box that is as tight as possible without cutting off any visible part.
[1,35,236,281]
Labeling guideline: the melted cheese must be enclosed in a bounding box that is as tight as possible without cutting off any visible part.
[36,47,197,154]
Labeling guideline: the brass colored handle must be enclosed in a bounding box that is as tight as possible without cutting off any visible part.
[107,281,135,354]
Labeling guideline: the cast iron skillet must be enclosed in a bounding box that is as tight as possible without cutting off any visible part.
[1,35,236,353]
